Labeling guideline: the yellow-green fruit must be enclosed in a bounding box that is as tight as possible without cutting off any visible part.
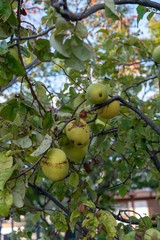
[144,228,160,240]
[41,148,69,181]
[152,45,160,63]
[97,99,120,119]
[86,83,108,104]
[65,119,89,148]
[63,143,87,163]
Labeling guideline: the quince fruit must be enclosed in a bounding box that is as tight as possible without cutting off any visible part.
[97,98,120,119]
[65,119,89,148]
[144,228,160,240]
[63,143,87,163]
[152,45,160,64]
[41,148,69,181]
[86,83,108,104]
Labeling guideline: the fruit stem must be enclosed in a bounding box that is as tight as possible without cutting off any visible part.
[75,116,80,126]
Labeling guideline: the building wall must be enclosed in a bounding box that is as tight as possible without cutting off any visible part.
[148,199,160,217]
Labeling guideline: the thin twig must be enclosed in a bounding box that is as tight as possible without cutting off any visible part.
[52,60,84,90]
[124,76,157,92]
[12,25,55,41]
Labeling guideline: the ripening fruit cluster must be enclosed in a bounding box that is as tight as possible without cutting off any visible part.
[40,119,90,182]
[41,83,120,182]
[86,83,120,120]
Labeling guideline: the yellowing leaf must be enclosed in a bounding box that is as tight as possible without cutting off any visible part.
[70,209,81,232]
[13,135,32,149]
[83,200,96,209]
[0,152,14,190]
[35,81,46,102]
[99,210,117,238]
[50,211,68,232]
[68,172,79,188]
[31,134,52,156]
[0,189,13,217]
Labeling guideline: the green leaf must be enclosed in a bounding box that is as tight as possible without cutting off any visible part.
[121,119,132,131]
[115,142,125,154]
[105,0,119,20]
[5,53,26,76]
[43,111,53,129]
[0,0,11,22]
[29,115,42,128]
[136,5,146,26]
[0,152,13,190]
[75,23,88,38]
[13,135,32,149]
[0,99,18,121]
[35,81,46,102]
[68,172,79,188]
[123,231,136,240]
[12,191,24,208]
[99,210,117,238]
[35,38,50,51]
[61,106,73,113]
[30,134,52,156]
[70,209,81,222]
[0,65,13,86]
[32,212,41,224]
[0,41,8,55]
[50,34,70,58]
[55,16,73,33]
[147,12,154,21]
[20,46,30,58]
[82,212,99,229]
[65,54,84,71]
[70,209,82,232]
[119,185,127,198]
[0,27,9,39]
[0,133,13,142]
[33,39,53,62]
[140,216,152,229]
[83,200,96,209]
[50,211,68,232]
[0,189,13,217]
[15,178,25,199]
[71,38,91,61]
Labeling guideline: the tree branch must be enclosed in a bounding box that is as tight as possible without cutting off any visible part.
[147,149,160,173]
[29,182,70,215]
[29,182,88,236]
[124,76,157,92]
[99,164,136,192]
[51,0,160,21]
[12,25,55,41]
[92,96,160,137]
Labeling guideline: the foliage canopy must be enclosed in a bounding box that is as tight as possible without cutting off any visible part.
[0,0,160,239]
